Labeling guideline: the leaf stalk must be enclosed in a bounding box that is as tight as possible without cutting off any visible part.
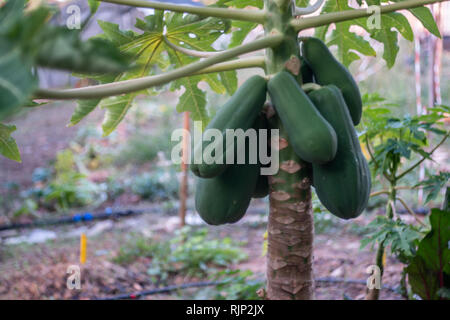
[99,0,267,23]
[34,35,282,100]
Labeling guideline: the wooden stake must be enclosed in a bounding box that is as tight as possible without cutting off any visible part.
[178,112,190,227]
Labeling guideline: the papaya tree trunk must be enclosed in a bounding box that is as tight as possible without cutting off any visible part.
[264,0,315,300]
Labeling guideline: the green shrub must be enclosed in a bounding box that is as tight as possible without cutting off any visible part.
[113,131,172,166]
[113,236,167,265]
[112,227,247,283]
[131,169,179,201]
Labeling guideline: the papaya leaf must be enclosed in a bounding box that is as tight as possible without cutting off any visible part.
[168,51,209,123]
[414,172,450,205]
[406,209,450,300]
[390,0,441,38]
[318,0,421,67]
[87,0,100,15]
[219,71,238,95]
[229,20,258,48]
[99,38,163,136]
[165,12,233,125]
[35,28,132,74]
[408,7,441,38]
[68,99,102,127]
[0,123,21,162]
[135,10,165,33]
[101,94,137,136]
[359,215,424,260]
[71,7,243,131]
[78,18,166,131]
[354,8,413,68]
[0,0,25,33]
[0,39,36,121]
[370,28,400,69]
[382,12,414,41]
[327,21,376,66]
[318,0,376,66]
[314,25,329,41]
[203,73,227,95]
[176,79,208,123]
[97,20,137,47]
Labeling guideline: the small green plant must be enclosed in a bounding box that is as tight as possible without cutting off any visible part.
[44,150,105,210]
[113,227,247,284]
[13,198,38,218]
[23,149,107,211]
[169,227,247,277]
[113,131,172,166]
[414,171,450,205]
[361,216,425,262]
[113,236,167,265]
[405,208,449,300]
[360,96,449,299]
[131,169,179,201]
[105,175,125,200]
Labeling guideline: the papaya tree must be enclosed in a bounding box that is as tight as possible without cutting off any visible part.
[0,0,447,300]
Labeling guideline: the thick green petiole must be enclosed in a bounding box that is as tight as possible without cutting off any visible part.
[34,36,282,100]
[291,0,447,32]
[99,0,267,23]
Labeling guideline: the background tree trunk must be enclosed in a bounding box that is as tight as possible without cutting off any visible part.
[264,0,315,300]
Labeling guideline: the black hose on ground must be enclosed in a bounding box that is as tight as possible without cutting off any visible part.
[0,208,151,231]
[97,277,401,300]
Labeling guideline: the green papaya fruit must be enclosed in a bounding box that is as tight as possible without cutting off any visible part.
[194,116,262,225]
[190,75,267,178]
[267,71,337,164]
[301,37,363,125]
[308,85,371,219]
[252,113,270,198]
[300,56,314,84]
[252,174,269,198]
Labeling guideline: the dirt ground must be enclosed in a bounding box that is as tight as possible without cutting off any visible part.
[0,102,405,300]
[0,209,404,300]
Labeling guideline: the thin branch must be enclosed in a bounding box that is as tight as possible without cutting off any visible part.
[195,56,265,74]
[163,36,219,58]
[99,0,267,23]
[34,35,283,100]
[370,186,412,198]
[370,190,427,226]
[370,190,389,197]
[365,136,377,164]
[396,131,449,180]
[293,0,324,16]
[397,197,426,227]
[291,0,447,31]
[365,135,392,182]
[29,58,266,106]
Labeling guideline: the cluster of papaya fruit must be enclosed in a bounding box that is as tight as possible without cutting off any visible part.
[192,37,371,225]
